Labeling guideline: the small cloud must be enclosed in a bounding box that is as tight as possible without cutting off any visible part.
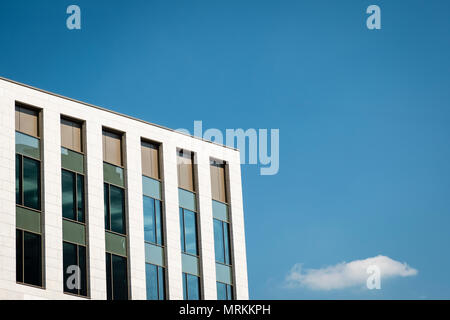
[285,255,418,291]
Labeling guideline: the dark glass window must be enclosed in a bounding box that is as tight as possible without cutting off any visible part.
[106,253,112,300]
[180,208,198,256]
[77,175,84,222]
[16,154,22,204]
[16,229,42,287]
[213,219,231,265]
[104,184,110,230]
[16,155,40,210]
[217,282,233,300]
[106,253,128,300]
[63,242,87,297]
[145,263,165,300]
[62,170,85,222]
[16,229,23,283]
[62,170,75,220]
[182,273,200,300]
[104,183,126,234]
[23,157,40,210]
[143,196,163,245]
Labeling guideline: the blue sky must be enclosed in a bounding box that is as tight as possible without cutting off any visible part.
[1,0,450,299]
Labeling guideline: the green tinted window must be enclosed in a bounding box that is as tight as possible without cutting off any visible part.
[23,157,40,211]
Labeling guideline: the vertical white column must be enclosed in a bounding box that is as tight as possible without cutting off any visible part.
[42,107,63,294]
[161,142,183,299]
[196,150,217,300]
[228,153,249,299]
[125,132,147,300]
[0,95,19,297]
[85,121,107,299]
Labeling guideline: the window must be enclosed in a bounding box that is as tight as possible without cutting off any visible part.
[16,229,42,287]
[210,160,227,203]
[16,155,41,211]
[141,142,159,180]
[16,105,43,288]
[102,130,122,167]
[213,219,231,265]
[61,118,82,153]
[15,105,39,137]
[103,129,128,300]
[62,170,85,222]
[143,196,163,245]
[63,242,87,296]
[179,208,198,256]
[217,282,233,300]
[104,183,126,234]
[106,253,128,300]
[182,273,201,300]
[177,150,195,192]
[61,117,88,297]
[141,140,166,300]
[145,264,165,300]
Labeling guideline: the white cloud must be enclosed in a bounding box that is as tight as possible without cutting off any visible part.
[285,255,418,290]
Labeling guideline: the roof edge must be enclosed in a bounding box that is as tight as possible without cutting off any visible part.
[0,76,239,152]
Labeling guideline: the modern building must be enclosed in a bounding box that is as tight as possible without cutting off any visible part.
[0,77,248,300]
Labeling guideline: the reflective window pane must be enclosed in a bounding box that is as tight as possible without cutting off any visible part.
[104,184,110,230]
[63,242,77,295]
[227,285,234,300]
[214,219,225,263]
[16,230,23,283]
[110,186,125,234]
[155,200,163,245]
[23,231,42,287]
[186,273,200,300]
[183,210,198,256]
[23,157,40,210]
[78,245,87,297]
[158,266,165,300]
[63,242,87,297]
[183,273,187,300]
[16,155,22,205]
[106,253,112,300]
[179,208,185,252]
[62,170,76,220]
[77,175,85,222]
[112,255,128,300]
[145,263,158,300]
[217,282,227,300]
[145,263,165,300]
[223,223,231,265]
[217,282,233,300]
[143,196,156,243]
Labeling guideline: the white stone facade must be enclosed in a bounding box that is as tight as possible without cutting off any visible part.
[0,77,248,300]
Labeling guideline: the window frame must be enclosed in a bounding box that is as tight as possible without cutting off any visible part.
[62,168,86,223]
[179,207,200,257]
[104,182,127,235]
[105,252,129,300]
[182,272,202,300]
[16,153,42,212]
[145,263,166,300]
[143,196,164,246]
[216,281,234,300]
[213,218,232,266]
[15,228,43,289]
[62,240,88,298]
